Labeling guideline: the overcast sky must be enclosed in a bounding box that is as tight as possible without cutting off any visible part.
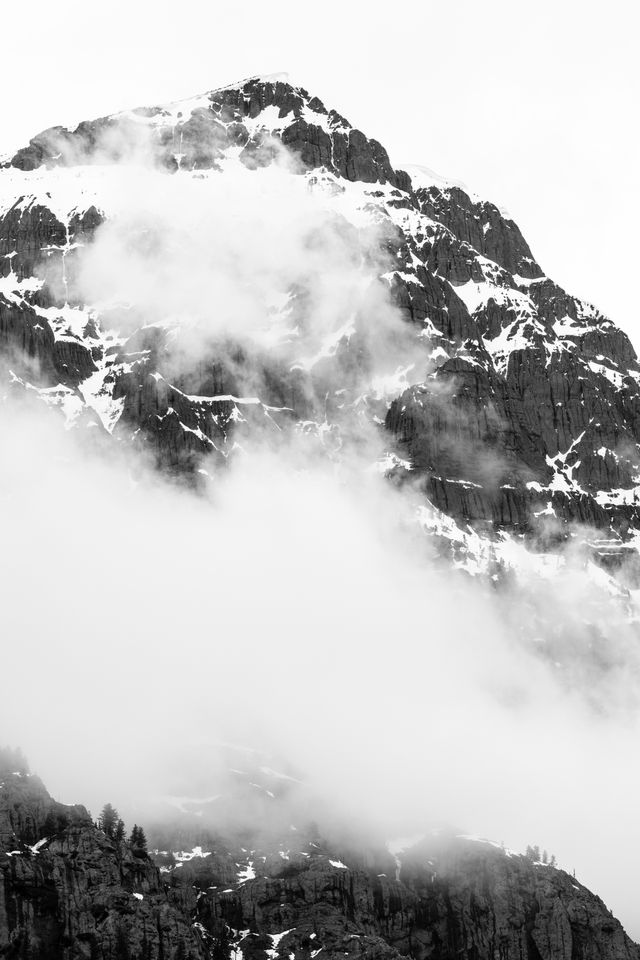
[1,0,637,343]
[1,0,638,345]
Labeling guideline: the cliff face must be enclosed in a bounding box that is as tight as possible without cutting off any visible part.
[2,75,640,552]
[0,764,205,959]
[2,761,637,960]
[189,838,639,960]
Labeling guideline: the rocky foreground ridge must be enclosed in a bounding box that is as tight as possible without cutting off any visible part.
[2,74,640,573]
[1,753,638,960]
[0,753,203,959]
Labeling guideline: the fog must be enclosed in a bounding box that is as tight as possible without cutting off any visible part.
[1,135,640,938]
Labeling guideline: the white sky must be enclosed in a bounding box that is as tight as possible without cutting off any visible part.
[1,0,637,344]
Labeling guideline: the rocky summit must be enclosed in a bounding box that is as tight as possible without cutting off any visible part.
[3,75,640,571]
[1,751,639,960]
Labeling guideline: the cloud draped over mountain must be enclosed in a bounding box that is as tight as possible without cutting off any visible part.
[2,75,640,940]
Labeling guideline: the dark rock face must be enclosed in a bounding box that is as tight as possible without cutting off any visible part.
[0,202,67,283]
[0,295,95,388]
[150,822,639,960]
[2,756,637,960]
[417,185,542,280]
[2,74,640,541]
[0,295,57,383]
[0,762,205,959]
[382,203,640,533]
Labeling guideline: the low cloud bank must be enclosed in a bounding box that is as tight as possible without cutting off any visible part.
[1,400,640,935]
[1,134,639,936]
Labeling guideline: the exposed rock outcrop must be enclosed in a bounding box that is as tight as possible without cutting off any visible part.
[147,792,639,960]
[2,756,637,960]
[0,758,205,959]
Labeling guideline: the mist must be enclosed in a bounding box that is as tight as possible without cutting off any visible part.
[2,132,640,938]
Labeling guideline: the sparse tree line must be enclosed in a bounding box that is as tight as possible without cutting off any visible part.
[97,803,147,854]
[525,844,556,867]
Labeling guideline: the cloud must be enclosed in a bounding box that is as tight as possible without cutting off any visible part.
[2,135,640,938]
[2,391,640,934]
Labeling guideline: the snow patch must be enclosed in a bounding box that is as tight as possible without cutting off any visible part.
[172,846,212,862]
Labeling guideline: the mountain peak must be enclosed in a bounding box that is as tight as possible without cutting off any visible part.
[216,70,296,90]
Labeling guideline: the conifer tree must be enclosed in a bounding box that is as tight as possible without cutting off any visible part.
[137,826,147,851]
[99,803,119,838]
[130,824,148,853]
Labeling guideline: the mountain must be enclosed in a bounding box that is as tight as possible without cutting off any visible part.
[2,753,638,960]
[2,74,640,954]
[3,74,640,582]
